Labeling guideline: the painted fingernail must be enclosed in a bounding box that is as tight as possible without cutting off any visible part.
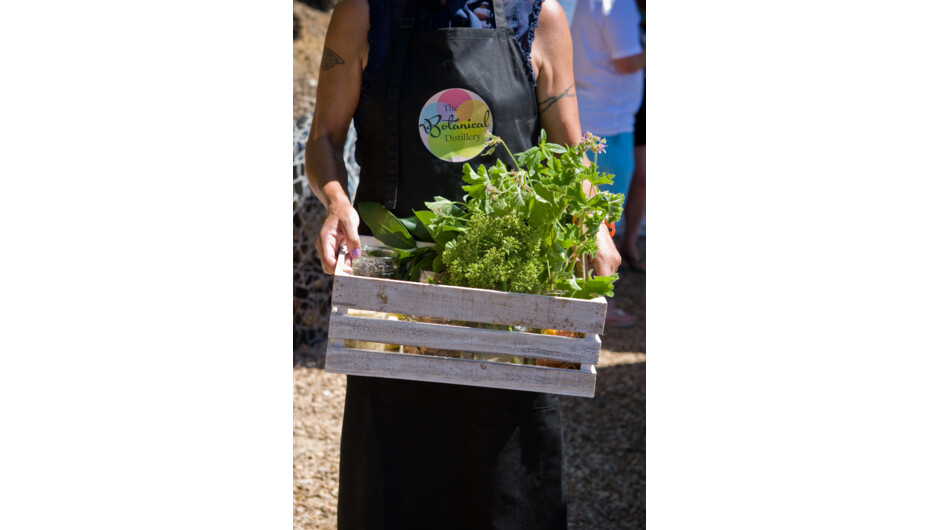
[352,248,361,258]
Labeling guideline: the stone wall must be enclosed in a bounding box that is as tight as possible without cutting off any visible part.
[293,112,359,367]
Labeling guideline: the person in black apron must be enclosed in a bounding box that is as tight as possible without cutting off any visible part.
[306,1,621,527]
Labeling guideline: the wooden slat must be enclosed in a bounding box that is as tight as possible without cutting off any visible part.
[329,314,600,364]
[332,275,607,335]
[325,344,596,398]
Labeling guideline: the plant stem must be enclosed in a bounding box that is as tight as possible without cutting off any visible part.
[498,138,520,172]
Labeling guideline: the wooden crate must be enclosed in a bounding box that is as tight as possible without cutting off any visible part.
[325,268,607,398]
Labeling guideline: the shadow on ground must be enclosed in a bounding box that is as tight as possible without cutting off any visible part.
[294,341,327,369]
[561,361,646,529]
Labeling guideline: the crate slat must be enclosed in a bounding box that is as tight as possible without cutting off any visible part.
[332,275,607,335]
[325,343,597,398]
[329,313,600,364]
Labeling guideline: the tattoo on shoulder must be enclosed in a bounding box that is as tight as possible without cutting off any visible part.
[538,84,576,114]
[321,47,346,71]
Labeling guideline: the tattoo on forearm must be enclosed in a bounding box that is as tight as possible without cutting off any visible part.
[321,47,346,71]
[538,84,575,114]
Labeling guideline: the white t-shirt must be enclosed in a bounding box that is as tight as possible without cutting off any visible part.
[571,0,645,136]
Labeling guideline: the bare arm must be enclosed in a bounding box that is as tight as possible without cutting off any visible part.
[531,0,581,146]
[531,1,621,276]
[306,0,369,274]
[612,50,645,75]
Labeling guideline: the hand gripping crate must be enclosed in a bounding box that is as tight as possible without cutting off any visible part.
[325,258,607,398]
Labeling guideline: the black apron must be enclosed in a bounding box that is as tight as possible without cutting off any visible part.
[353,0,541,216]
[338,1,567,528]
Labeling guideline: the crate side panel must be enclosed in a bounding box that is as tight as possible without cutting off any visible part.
[332,275,606,335]
[325,345,596,397]
[329,314,601,364]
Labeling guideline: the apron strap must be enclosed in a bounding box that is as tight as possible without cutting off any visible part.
[384,0,420,210]
[491,0,507,30]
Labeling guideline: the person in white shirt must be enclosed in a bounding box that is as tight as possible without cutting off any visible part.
[572,0,645,148]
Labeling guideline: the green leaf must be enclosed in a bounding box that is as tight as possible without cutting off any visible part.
[415,209,460,246]
[413,209,435,234]
[590,171,615,186]
[532,182,558,204]
[409,250,437,280]
[461,163,484,184]
[400,214,433,242]
[462,182,487,200]
[577,274,618,298]
[545,142,567,154]
[528,195,555,228]
[425,196,465,217]
[357,202,416,250]
[517,147,542,169]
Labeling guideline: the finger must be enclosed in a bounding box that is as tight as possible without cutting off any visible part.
[320,213,347,274]
[319,234,337,275]
[339,217,361,259]
[315,235,324,265]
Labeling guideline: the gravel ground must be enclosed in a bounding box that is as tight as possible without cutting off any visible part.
[293,4,645,526]
[293,368,346,527]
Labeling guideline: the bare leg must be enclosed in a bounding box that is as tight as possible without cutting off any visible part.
[619,144,646,270]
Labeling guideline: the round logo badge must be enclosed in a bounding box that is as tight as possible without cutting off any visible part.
[417,88,493,162]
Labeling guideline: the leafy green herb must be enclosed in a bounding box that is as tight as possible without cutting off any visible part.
[357,130,624,298]
[442,213,542,293]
